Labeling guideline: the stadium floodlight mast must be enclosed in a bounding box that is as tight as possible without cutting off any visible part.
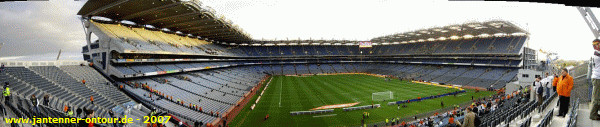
[577,7,600,39]
[372,91,393,101]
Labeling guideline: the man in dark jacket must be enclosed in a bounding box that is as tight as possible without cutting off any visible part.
[78,109,94,127]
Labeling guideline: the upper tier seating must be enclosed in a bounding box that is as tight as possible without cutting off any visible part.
[233,36,526,57]
[92,21,527,57]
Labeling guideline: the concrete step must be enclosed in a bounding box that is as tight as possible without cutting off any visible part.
[575,102,600,127]
[549,114,565,127]
[531,96,560,127]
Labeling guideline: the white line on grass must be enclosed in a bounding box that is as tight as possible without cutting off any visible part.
[313,114,337,118]
[279,76,283,107]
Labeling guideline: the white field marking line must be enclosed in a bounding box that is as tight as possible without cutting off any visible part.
[254,76,274,107]
[313,114,337,118]
[279,76,283,107]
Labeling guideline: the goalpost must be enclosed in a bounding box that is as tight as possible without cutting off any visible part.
[372,91,393,101]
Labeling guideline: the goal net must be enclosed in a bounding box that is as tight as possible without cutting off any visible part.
[372,91,393,101]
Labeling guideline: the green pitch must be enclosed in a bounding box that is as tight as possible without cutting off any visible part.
[230,74,495,127]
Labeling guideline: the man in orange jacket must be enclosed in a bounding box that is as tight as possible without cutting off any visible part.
[557,68,573,117]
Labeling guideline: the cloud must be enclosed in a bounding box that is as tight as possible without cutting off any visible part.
[0,0,86,59]
[202,0,598,60]
[0,0,596,61]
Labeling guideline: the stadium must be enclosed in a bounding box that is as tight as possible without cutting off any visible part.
[0,0,599,127]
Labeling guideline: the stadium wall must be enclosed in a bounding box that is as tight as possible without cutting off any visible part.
[505,69,542,94]
[212,74,271,126]
[0,60,88,67]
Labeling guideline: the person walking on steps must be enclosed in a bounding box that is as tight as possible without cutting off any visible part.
[542,72,553,99]
[3,82,10,104]
[43,94,50,106]
[534,77,543,108]
[30,95,40,116]
[90,95,94,105]
[77,107,83,118]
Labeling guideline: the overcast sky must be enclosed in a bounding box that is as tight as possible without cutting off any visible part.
[0,0,598,61]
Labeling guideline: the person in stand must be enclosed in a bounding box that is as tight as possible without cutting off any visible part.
[461,108,476,127]
[67,106,74,117]
[534,77,543,108]
[361,119,365,127]
[448,114,461,127]
[30,95,40,116]
[109,110,118,127]
[0,95,3,116]
[542,72,553,99]
[64,104,69,113]
[43,94,49,106]
[557,68,574,117]
[3,82,10,104]
[90,95,94,105]
[78,109,95,127]
[385,118,389,126]
[362,112,366,119]
[590,39,600,120]
[149,107,157,116]
[77,107,83,118]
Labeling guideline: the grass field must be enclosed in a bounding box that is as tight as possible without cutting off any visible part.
[230,74,495,127]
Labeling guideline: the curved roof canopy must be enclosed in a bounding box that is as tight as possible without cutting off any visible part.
[78,1,528,45]
[78,0,252,43]
[371,20,528,43]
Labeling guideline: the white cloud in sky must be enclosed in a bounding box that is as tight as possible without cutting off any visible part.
[0,0,598,61]
[0,0,86,60]
[202,0,599,60]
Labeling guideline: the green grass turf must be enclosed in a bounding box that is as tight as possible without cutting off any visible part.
[229,74,495,127]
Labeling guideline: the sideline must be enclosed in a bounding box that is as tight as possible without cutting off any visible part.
[313,114,337,118]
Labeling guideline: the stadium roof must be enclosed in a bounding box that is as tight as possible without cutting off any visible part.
[371,20,528,43]
[78,1,528,45]
[238,40,362,46]
[235,20,528,46]
[77,0,252,43]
